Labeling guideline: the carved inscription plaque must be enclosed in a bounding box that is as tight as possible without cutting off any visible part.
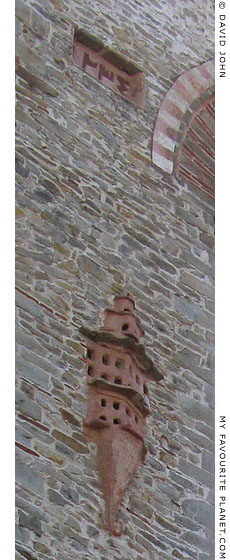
[73,42,145,107]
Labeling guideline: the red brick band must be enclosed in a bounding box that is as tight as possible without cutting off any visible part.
[151,59,215,174]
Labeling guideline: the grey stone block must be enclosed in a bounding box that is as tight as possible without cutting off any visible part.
[15,389,41,421]
[16,291,44,320]
[15,425,32,448]
[195,422,214,441]
[15,544,37,560]
[16,496,48,522]
[157,481,181,502]
[184,531,214,554]
[16,358,50,391]
[62,526,89,550]
[205,383,214,408]
[129,496,153,518]
[194,502,214,530]
[136,533,167,552]
[174,514,201,532]
[174,296,214,330]
[47,489,69,506]
[181,427,215,452]
[19,511,42,536]
[178,394,214,425]
[179,459,214,488]
[202,450,214,474]
[170,472,197,493]
[15,523,29,545]
[155,514,180,534]
[15,0,31,24]
[16,458,44,496]
[173,348,200,369]
[180,272,214,299]
[60,486,79,504]
[55,442,75,459]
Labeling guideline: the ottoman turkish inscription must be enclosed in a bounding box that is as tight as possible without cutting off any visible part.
[73,40,146,108]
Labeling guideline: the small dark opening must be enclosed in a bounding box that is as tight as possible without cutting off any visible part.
[126,408,131,416]
[87,348,93,360]
[113,418,120,425]
[102,354,109,365]
[88,366,93,376]
[115,359,124,369]
[122,323,129,331]
[136,375,140,385]
[101,399,106,407]
[113,402,120,410]
[101,373,108,380]
[99,415,106,421]
[135,415,139,423]
[143,383,148,395]
[114,377,122,385]
[123,308,130,311]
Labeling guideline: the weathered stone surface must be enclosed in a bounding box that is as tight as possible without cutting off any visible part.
[179,460,214,489]
[136,532,167,552]
[34,442,64,465]
[16,357,50,391]
[202,450,214,474]
[16,496,49,522]
[181,426,215,452]
[55,441,75,459]
[178,394,214,425]
[170,472,197,494]
[174,296,214,330]
[16,390,41,422]
[129,496,153,519]
[16,458,44,496]
[159,450,177,468]
[59,408,81,427]
[180,272,214,299]
[16,290,44,320]
[193,502,214,530]
[15,524,29,545]
[157,481,181,503]
[204,383,214,408]
[173,348,200,369]
[60,485,79,504]
[19,511,42,537]
[62,527,89,551]
[15,544,37,560]
[174,514,200,532]
[52,430,89,454]
[47,489,69,506]
[184,531,213,554]
[15,0,214,557]
[155,514,180,534]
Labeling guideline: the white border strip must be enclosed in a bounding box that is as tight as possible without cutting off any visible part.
[215,1,230,559]
[2,2,15,558]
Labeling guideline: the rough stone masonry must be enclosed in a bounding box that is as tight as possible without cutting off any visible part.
[15,1,215,559]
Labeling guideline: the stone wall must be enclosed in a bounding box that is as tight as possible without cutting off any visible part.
[15,1,215,559]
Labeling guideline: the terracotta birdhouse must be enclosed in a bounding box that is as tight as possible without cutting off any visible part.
[80,294,163,536]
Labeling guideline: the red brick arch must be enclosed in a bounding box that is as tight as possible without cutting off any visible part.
[151,59,215,176]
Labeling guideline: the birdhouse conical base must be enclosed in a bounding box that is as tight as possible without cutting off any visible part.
[96,426,144,536]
